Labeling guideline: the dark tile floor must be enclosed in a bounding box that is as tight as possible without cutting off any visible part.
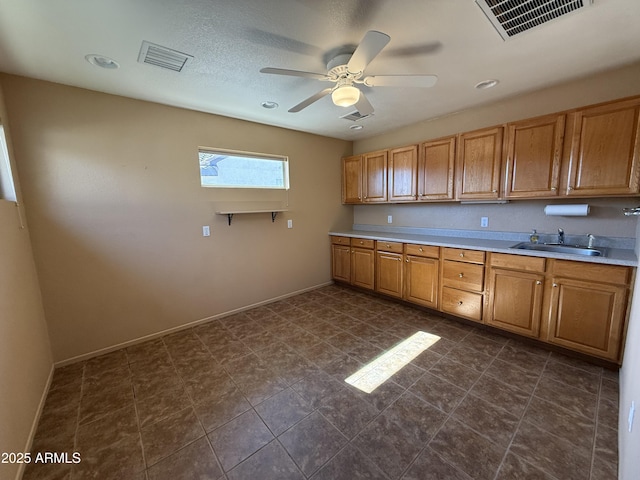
[24,284,619,480]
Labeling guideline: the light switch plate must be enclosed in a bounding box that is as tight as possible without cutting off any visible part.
[202,225,210,237]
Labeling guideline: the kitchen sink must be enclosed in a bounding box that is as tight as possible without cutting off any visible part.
[509,242,605,257]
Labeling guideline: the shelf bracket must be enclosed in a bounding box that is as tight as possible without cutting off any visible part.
[226,213,233,225]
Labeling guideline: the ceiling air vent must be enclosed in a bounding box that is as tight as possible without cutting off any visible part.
[138,41,193,72]
[475,0,593,40]
[340,110,373,122]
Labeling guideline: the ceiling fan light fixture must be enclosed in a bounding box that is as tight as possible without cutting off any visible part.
[332,85,360,107]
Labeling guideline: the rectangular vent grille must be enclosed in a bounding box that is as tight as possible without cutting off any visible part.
[476,0,593,40]
[138,41,193,72]
[340,111,373,122]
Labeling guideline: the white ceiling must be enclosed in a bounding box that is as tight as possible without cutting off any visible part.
[0,0,638,140]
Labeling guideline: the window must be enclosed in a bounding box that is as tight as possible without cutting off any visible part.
[0,126,17,202]
[198,148,289,189]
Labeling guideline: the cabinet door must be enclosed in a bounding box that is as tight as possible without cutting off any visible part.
[418,137,455,201]
[504,114,564,198]
[351,247,375,290]
[342,155,363,204]
[388,145,418,202]
[331,244,351,283]
[363,150,388,203]
[548,277,627,361]
[404,255,439,308]
[456,127,503,200]
[567,98,640,196]
[376,251,403,298]
[486,268,544,338]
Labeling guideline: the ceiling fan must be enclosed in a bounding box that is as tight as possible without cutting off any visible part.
[260,31,438,115]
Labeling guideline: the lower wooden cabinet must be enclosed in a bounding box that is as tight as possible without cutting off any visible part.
[331,236,375,290]
[485,253,546,338]
[331,243,351,283]
[404,249,439,308]
[376,251,403,298]
[486,268,545,338]
[440,248,485,322]
[546,260,631,361]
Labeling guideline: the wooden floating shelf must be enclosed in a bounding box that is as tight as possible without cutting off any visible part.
[215,209,288,225]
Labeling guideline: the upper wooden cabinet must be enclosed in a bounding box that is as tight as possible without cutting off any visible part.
[388,145,418,202]
[363,150,388,203]
[418,136,455,201]
[504,114,565,198]
[342,150,388,204]
[342,96,640,204]
[342,155,363,204]
[455,126,503,200]
[566,97,640,196]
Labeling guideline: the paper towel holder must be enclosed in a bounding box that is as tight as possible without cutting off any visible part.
[544,204,590,216]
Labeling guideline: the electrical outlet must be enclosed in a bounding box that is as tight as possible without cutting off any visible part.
[287,219,293,229]
[202,225,210,237]
[481,217,489,228]
[387,215,393,224]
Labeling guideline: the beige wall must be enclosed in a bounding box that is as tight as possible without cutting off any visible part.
[0,86,53,480]
[1,75,352,363]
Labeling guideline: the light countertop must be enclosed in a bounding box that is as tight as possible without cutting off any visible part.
[329,229,638,267]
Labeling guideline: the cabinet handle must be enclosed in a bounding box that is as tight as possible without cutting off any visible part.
[406,258,410,263]
[551,187,557,191]
[553,283,558,287]
[492,189,497,193]
[458,273,464,278]
[418,247,423,252]
[536,280,542,285]
[359,241,364,245]
[567,186,573,191]
[386,244,390,248]
[459,252,464,258]
[457,301,463,306]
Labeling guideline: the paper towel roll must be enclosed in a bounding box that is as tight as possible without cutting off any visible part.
[544,204,590,216]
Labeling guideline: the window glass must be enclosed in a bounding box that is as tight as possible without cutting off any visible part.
[198,148,289,189]
[0,126,17,202]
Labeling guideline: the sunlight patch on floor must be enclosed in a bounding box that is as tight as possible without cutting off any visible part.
[344,331,440,393]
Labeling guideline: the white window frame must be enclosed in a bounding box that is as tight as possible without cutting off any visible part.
[198,147,290,190]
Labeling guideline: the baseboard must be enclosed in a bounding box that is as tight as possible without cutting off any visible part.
[54,281,333,368]
[14,363,55,480]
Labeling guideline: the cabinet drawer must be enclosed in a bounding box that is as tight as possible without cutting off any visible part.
[490,253,546,272]
[376,240,403,253]
[331,236,351,246]
[442,260,484,292]
[405,244,440,258]
[551,260,631,285]
[441,287,483,321]
[351,238,375,249]
[442,247,485,264]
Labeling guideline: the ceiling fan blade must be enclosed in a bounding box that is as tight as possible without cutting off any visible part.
[354,91,374,116]
[288,87,333,113]
[260,67,330,81]
[364,75,438,88]
[347,30,390,74]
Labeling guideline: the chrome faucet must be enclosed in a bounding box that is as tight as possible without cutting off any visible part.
[587,234,595,249]
[558,228,565,244]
